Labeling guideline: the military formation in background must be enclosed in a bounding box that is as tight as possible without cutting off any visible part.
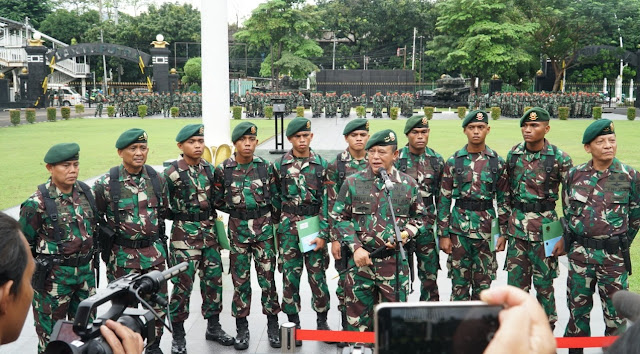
[99,90,203,118]
[469,91,603,118]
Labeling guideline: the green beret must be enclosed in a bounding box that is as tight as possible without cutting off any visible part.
[116,128,148,149]
[176,124,204,143]
[232,122,257,143]
[462,110,489,127]
[343,119,369,135]
[520,107,550,127]
[365,129,398,150]
[404,115,429,134]
[582,119,615,144]
[286,117,311,137]
[44,142,80,164]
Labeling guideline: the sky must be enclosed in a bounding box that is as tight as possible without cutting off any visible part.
[120,0,268,25]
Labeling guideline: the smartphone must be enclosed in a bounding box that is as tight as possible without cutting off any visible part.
[375,301,502,354]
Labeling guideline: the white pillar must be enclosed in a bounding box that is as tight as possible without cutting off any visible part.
[603,78,608,94]
[629,79,634,102]
[615,75,622,102]
[202,0,230,146]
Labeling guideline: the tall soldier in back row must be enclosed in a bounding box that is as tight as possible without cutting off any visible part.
[19,143,97,354]
[93,129,169,354]
[326,118,369,347]
[563,119,640,354]
[163,124,234,354]
[395,115,444,301]
[213,122,282,350]
[504,108,573,330]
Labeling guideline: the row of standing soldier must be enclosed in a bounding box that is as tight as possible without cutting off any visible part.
[469,91,603,118]
[18,110,639,354]
[94,91,204,118]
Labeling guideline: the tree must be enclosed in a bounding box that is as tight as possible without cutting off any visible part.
[234,0,323,90]
[182,57,202,88]
[428,0,538,93]
[39,9,100,45]
[2,0,53,27]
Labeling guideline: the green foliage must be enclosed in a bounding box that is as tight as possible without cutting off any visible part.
[107,106,115,117]
[39,9,100,45]
[627,107,636,121]
[26,109,36,124]
[9,110,20,126]
[390,107,399,120]
[171,107,179,118]
[356,106,366,118]
[2,0,52,27]
[265,106,274,119]
[232,106,242,120]
[182,57,202,88]
[75,104,84,113]
[592,106,602,119]
[558,107,569,120]
[491,106,501,120]
[187,83,201,93]
[296,106,304,117]
[457,107,467,119]
[138,105,148,119]
[61,107,71,120]
[423,107,435,120]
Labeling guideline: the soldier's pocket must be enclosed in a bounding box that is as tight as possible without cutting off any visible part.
[566,190,588,216]
[606,191,629,228]
[117,201,135,219]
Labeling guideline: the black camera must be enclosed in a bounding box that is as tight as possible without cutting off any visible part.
[44,262,188,354]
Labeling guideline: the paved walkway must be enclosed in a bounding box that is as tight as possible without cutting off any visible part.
[2,108,625,353]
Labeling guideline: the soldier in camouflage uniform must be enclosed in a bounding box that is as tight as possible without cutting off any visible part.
[326,119,369,346]
[93,129,169,354]
[331,129,426,333]
[163,124,234,354]
[271,117,332,346]
[504,108,573,330]
[437,110,509,301]
[19,143,97,354]
[372,91,383,118]
[562,119,640,354]
[395,115,444,301]
[212,122,282,350]
[94,91,106,117]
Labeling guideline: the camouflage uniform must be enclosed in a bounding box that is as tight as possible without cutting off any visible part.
[437,145,509,300]
[94,92,105,117]
[330,167,426,331]
[93,164,169,344]
[19,179,97,353]
[395,145,444,301]
[563,157,640,338]
[271,148,331,318]
[505,139,573,328]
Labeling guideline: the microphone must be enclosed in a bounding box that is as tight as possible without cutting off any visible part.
[613,290,640,321]
[378,167,394,191]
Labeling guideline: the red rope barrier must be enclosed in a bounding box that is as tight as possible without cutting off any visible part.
[295,329,618,348]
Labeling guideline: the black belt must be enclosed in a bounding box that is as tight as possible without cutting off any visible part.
[114,234,159,249]
[228,206,270,220]
[282,204,320,216]
[37,252,93,267]
[575,235,619,252]
[422,196,435,207]
[512,200,555,213]
[173,210,215,222]
[363,245,395,259]
[456,199,493,211]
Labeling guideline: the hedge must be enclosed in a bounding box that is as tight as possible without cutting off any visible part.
[296,106,304,117]
[171,107,179,118]
[423,106,434,120]
[47,107,57,122]
[107,106,115,117]
[628,107,636,121]
[457,106,466,119]
[265,106,273,119]
[490,106,501,120]
[356,106,365,118]
[75,104,84,113]
[592,106,602,120]
[138,105,147,118]
[390,107,399,120]
[61,107,71,120]
[232,106,242,120]
[9,109,20,126]
[558,107,569,120]
[26,108,36,124]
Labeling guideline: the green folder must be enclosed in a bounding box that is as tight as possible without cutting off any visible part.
[216,219,230,250]
[296,215,320,253]
[490,219,500,252]
[542,219,563,257]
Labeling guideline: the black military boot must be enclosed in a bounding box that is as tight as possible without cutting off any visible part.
[287,313,302,347]
[146,340,163,354]
[316,311,336,344]
[205,314,234,346]
[337,310,348,348]
[266,314,281,348]
[234,317,250,350]
[170,322,187,354]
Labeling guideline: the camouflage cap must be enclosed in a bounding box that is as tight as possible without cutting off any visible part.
[175,124,204,143]
[462,110,488,128]
[44,142,80,164]
[286,117,311,137]
[116,128,147,149]
[404,114,429,134]
[365,129,397,150]
[582,119,615,144]
[232,121,257,143]
[343,119,369,135]
[520,107,550,127]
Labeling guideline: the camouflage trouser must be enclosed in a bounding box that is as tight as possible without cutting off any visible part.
[344,256,409,332]
[95,102,103,117]
[447,234,497,301]
[505,238,558,327]
[32,263,95,353]
[107,261,167,341]
[565,244,627,338]
[415,229,440,301]
[168,247,224,322]
[278,231,330,314]
[230,238,281,318]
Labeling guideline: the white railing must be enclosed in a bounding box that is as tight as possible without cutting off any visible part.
[0,34,25,47]
[51,59,90,78]
[0,47,26,65]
